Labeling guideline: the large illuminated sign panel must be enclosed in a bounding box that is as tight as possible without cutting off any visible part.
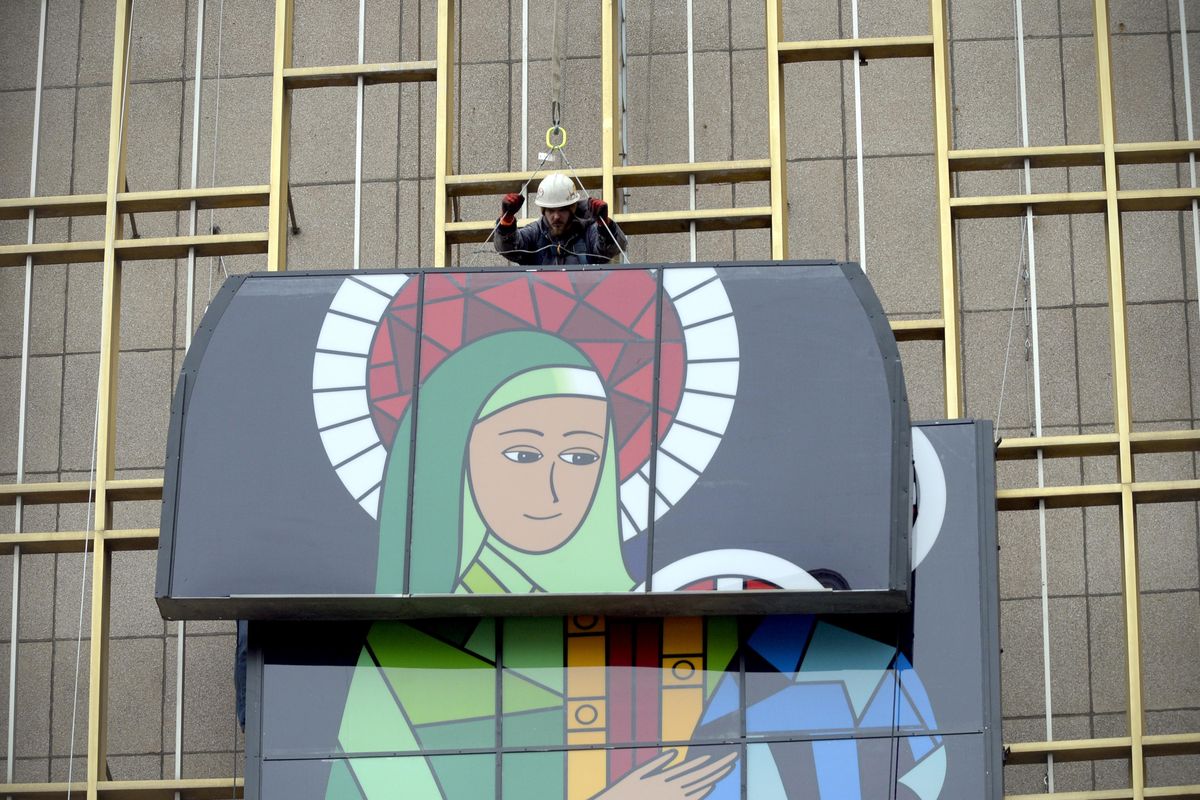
[156,261,912,617]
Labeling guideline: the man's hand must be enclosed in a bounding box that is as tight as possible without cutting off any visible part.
[500,192,524,225]
[593,750,737,800]
[589,197,609,224]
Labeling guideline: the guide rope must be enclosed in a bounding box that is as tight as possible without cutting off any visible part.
[66,2,139,795]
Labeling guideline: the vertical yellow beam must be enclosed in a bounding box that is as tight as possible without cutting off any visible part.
[88,0,134,795]
[433,0,456,268]
[930,0,962,418]
[267,0,294,272]
[601,0,619,208]
[764,0,787,259]
[1092,0,1142,795]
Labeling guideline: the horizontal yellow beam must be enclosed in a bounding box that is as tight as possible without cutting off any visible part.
[997,478,1200,509]
[998,432,1120,460]
[615,206,773,235]
[0,185,270,220]
[778,35,934,63]
[444,206,772,244]
[1117,187,1200,213]
[0,778,242,800]
[889,318,945,341]
[115,231,269,261]
[950,191,1108,219]
[283,60,437,89]
[0,239,104,267]
[0,192,107,220]
[613,159,773,188]
[949,140,1200,172]
[118,184,270,214]
[949,144,1105,172]
[0,478,162,506]
[1130,428,1200,454]
[444,168,603,198]
[0,529,158,555]
[1005,736,1132,764]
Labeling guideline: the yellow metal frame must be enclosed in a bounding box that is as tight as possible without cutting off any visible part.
[1,0,1199,797]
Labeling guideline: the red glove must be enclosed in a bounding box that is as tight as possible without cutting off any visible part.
[589,198,609,223]
[500,192,524,225]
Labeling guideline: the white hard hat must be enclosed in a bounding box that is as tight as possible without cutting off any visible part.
[534,172,580,209]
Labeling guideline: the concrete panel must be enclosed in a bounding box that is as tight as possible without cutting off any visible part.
[963,309,1030,426]
[36,88,80,198]
[1048,595,1093,715]
[1121,212,1187,304]
[111,550,166,638]
[395,179,422,265]
[50,639,90,757]
[13,758,50,782]
[1136,503,1200,593]
[508,57,601,169]
[53,551,91,641]
[788,157,847,262]
[363,0,402,64]
[125,80,186,191]
[0,0,44,91]
[1112,34,1175,143]
[1088,593,1129,715]
[114,348,175,470]
[287,183,355,270]
[120,260,178,351]
[72,85,113,196]
[461,0,509,65]
[359,181,399,270]
[731,49,767,160]
[182,633,241,754]
[108,754,163,780]
[897,338,944,420]
[731,0,765,49]
[128,0,187,82]
[693,51,734,162]
[1061,36,1100,146]
[1023,38,1068,147]
[21,355,65,475]
[1074,304,1114,427]
[78,0,117,84]
[860,155,939,316]
[458,61,513,175]
[780,0,840,42]
[0,90,35,199]
[782,61,843,160]
[1139,590,1200,712]
[44,0,83,88]
[1034,307,1083,428]
[363,83,400,182]
[1110,0,1169,35]
[15,640,52,758]
[951,39,1018,151]
[396,83,423,180]
[1000,596,1047,718]
[1128,301,1191,424]
[186,75,272,188]
[288,86,357,185]
[0,273,28,360]
[107,636,165,755]
[1133,439,1196,483]
[849,0,929,38]
[292,0,358,68]
[850,57,933,157]
[17,553,55,642]
[999,507,1087,600]
[1002,715,1093,794]
[951,0,1066,39]
[185,0,274,79]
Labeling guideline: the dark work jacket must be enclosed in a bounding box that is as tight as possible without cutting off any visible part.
[494,205,627,266]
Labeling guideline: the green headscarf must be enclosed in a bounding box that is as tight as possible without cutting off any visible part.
[376,330,634,595]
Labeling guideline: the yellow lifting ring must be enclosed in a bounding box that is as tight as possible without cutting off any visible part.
[546,125,567,150]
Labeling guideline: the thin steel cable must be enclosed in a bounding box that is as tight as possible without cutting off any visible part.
[207,0,226,304]
[1180,0,1200,312]
[9,0,49,789]
[66,8,139,792]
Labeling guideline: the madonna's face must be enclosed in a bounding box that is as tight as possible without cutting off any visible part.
[468,395,608,553]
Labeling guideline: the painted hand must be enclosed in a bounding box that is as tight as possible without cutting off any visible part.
[592,750,738,800]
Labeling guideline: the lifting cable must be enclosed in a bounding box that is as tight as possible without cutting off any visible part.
[9,0,48,789]
[479,0,627,264]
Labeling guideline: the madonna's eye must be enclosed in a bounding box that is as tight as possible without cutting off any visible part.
[502,447,543,464]
[559,449,600,466]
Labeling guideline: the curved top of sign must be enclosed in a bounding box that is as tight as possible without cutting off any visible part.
[155,261,912,619]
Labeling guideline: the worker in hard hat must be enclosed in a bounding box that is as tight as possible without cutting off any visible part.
[495,171,627,265]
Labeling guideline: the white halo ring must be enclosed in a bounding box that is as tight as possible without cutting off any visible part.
[619,267,740,541]
[312,274,411,518]
[640,549,824,592]
[911,427,947,570]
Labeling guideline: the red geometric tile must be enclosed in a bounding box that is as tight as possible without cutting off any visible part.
[464,298,526,341]
[632,305,656,340]
[586,271,654,328]
[419,338,449,378]
[369,363,400,398]
[578,342,623,380]
[424,274,465,302]
[531,282,577,332]
[614,362,654,404]
[370,322,394,366]
[477,277,538,326]
[375,394,411,423]
[423,297,465,350]
[609,341,655,386]
[560,304,636,343]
